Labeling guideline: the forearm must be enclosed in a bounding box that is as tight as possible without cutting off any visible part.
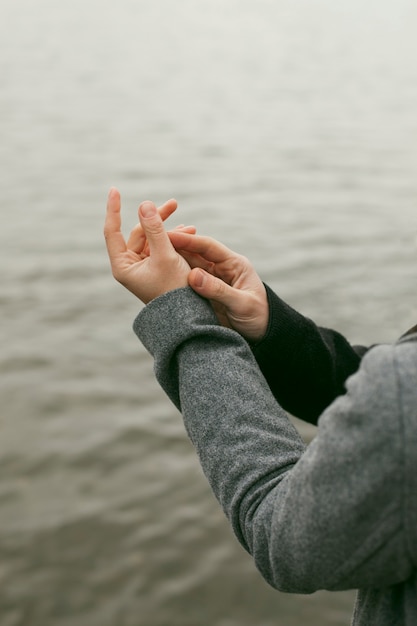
[252,284,367,424]
[134,288,410,594]
[134,288,306,549]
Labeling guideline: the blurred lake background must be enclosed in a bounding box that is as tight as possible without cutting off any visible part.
[2,0,417,624]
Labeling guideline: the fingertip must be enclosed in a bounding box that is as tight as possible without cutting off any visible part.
[107,187,121,213]
[189,268,205,289]
[140,201,157,218]
[108,186,119,199]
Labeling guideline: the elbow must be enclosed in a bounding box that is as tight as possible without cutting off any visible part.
[246,507,340,594]
[235,470,342,594]
[253,548,325,595]
[252,541,344,595]
[237,479,328,594]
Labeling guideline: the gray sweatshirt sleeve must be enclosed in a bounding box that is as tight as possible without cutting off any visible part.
[134,287,413,594]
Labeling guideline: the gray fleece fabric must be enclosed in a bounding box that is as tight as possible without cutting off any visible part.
[133,287,417,626]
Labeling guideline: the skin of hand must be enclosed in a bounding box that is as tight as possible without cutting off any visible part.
[104,188,192,303]
[168,230,269,342]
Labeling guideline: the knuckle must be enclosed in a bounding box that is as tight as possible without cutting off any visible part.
[144,218,159,233]
[235,253,249,266]
[212,278,225,297]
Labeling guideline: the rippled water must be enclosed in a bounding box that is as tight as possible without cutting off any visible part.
[2,0,417,624]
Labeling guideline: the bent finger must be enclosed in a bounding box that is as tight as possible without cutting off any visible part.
[169,231,233,264]
[172,224,197,234]
[178,250,215,273]
[139,225,193,260]
[159,198,178,221]
[188,268,243,307]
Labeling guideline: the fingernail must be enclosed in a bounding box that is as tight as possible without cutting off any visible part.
[193,269,205,288]
[140,201,156,218]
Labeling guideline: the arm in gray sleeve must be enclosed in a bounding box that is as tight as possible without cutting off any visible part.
[134,287,414,594]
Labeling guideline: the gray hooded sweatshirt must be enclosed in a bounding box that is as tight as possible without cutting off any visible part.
[133,287,417,626]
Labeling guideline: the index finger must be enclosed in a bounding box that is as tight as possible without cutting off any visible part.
[104,187,127,259]
[168,231,233,264]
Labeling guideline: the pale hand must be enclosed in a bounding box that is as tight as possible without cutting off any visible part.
[104,188,191,304]
[169,231,269,342]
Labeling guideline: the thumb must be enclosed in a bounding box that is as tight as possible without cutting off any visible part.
[189,268,241,309]
[139,201,172,258]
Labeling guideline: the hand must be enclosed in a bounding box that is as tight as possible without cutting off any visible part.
[104,188,191,303]
[168,231,269,342]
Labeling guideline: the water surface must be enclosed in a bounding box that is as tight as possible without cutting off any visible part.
[2,1,417,624]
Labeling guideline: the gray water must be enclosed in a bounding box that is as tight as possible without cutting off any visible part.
[2,1,417,624]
